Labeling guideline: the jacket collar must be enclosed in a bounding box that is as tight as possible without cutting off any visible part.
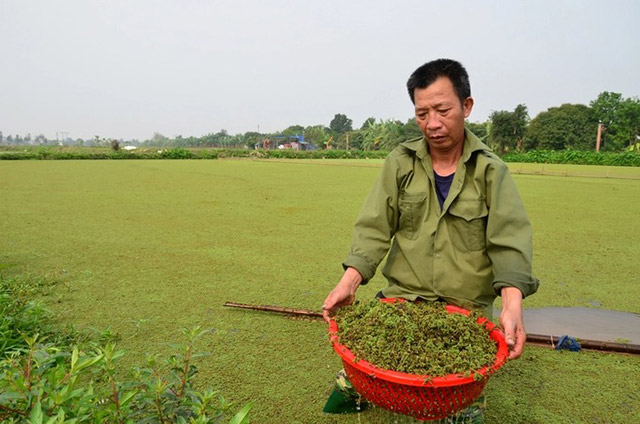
[401,128,491,162]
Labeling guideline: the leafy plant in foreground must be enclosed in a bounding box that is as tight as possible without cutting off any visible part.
[0,274,56,357]
[0,327,252,423]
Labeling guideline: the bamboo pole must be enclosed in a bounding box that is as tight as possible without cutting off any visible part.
[222,301,640,355]
[525,333,640,355]
[223,301,322,318]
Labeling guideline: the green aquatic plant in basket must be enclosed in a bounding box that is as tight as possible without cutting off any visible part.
[329,299,508,420]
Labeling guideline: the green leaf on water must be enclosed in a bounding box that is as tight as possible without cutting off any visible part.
[228,402,253,424]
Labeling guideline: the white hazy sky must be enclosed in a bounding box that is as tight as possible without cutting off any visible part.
[1,0,639,141]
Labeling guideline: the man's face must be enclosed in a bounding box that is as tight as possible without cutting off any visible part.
[414,76,473,153]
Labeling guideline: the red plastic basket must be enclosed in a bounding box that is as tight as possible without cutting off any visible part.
[329,299,508,421]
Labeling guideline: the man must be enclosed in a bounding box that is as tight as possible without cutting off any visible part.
[322,59,539,419]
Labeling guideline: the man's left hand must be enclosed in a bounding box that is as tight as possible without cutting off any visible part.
[500,287,526,360]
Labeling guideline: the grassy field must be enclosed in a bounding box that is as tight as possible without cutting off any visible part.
[254,158,640,180]
[1,159,638,423]
[506,162,640,179]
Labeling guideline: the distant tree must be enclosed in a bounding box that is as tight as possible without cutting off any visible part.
[590,92,640,151]
[329,113,353,134]
[110,139,120,151]
[151,132,169,146]
[465,120,489,141]
[357,119,406,151]
[184,136,200,147]
[525,104,598,150]
[403,118,423,139]
[198,130,245,148]
[360,117,376,129]
[590,91,622,150]
[591,91,620,125]
[243,131,263,148]
[357,119,383,150]
[282,125,304,136]
[347,118,421,151]
[0,131,3,143]
[344,131,361,150]
[201,131,226,147]
[488,111,514,152]
[512,104,529,144]
[488,104,529,153]
[303,125,330,149]
[617,97,640,149]
[591,92,621,151]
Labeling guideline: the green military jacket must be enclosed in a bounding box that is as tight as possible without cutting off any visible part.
[343,129,539,314]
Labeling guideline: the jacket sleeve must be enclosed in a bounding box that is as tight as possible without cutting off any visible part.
[485,161,540,298]
[342,154,401,283]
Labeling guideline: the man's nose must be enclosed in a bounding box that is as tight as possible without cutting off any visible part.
[426,113,442,130]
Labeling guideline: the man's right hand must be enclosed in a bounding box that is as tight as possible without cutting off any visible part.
[322,267,363,323]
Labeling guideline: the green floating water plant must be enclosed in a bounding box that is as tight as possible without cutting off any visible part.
[335,300,497,377]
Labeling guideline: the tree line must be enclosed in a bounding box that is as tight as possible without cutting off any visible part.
[2,91,638,153]
[470,91,640,153]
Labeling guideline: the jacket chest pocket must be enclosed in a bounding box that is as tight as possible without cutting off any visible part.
[447,199,488,251]
[398,192,427,240]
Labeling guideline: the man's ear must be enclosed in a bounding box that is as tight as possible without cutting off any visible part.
[463,97,474,119]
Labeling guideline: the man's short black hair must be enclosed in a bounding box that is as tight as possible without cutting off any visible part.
[406,59,471,104]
